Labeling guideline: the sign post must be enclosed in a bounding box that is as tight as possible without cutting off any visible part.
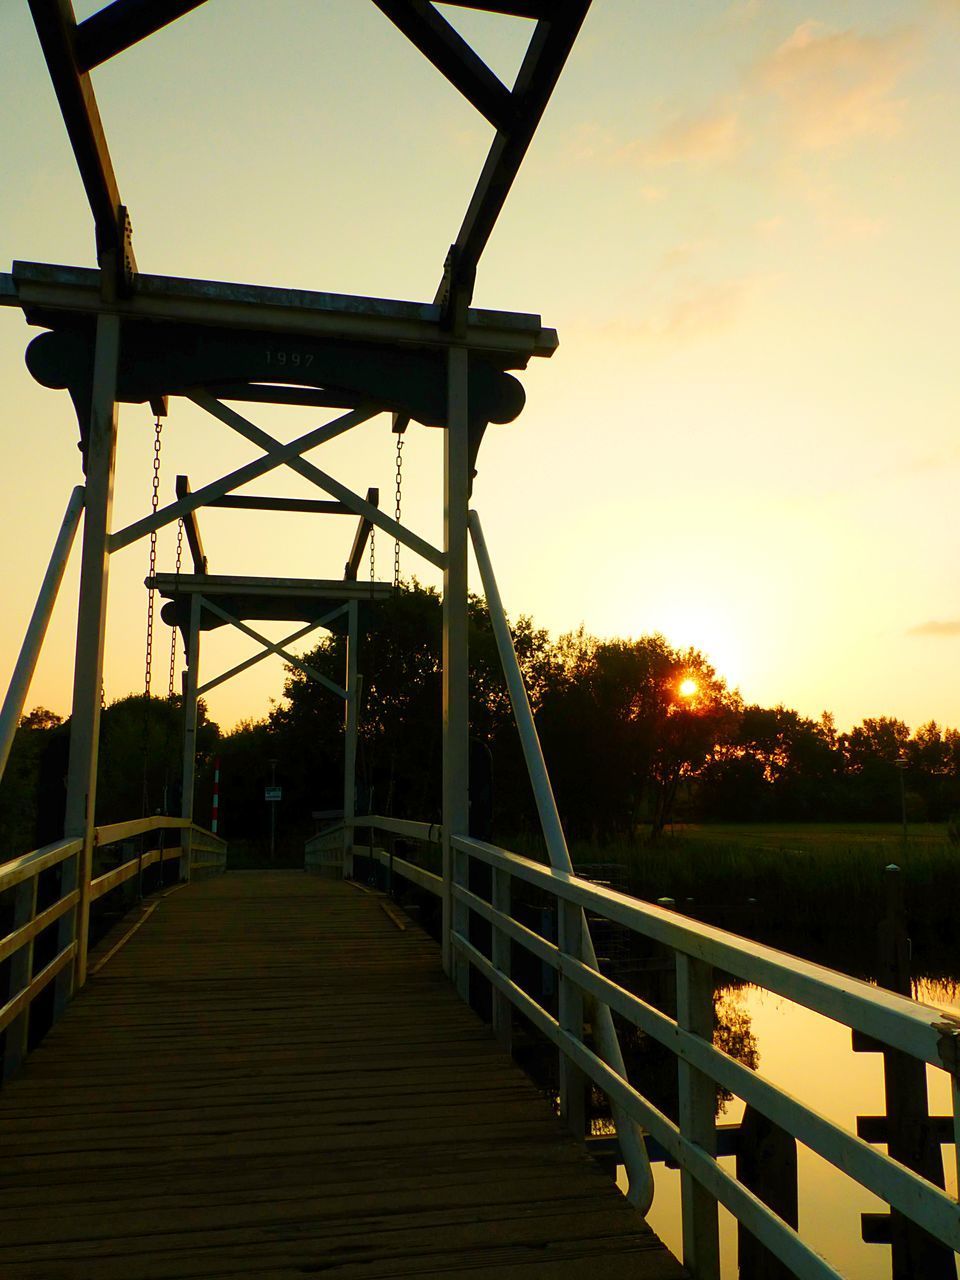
[266,759,280,861]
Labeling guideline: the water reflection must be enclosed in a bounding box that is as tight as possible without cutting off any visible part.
[713,989,760,1114]
[636,977,959,1280]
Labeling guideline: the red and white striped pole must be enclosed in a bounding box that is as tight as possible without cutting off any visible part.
[211,756,221,834]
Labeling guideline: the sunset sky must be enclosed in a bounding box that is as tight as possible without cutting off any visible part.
[1,0,959,735]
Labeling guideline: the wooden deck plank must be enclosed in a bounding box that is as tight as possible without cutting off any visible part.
[0,872,685,1279]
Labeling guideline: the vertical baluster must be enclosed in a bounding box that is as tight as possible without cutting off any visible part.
[676,951,720,1280]
[559,896,587,1138]
[950,1055,960,1203]
[2,876,38,1079]
[343,599,358,878]
[491,866,512,1054]
[179,592,202,882]
[442,346,470,996]
[63,312,121,994]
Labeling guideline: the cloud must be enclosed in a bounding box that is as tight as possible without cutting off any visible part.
[799,181,886,241]
[621,107,742,167]
[907,620,960,637]
[604,277,756,344]
[754,22,915,149]
[659,240,708,271]
[721,0,765,27]
[585,20,912,179]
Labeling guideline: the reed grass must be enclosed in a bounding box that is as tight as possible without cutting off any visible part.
[508,823,959,975]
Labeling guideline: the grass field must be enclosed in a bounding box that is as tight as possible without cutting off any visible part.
[673,821,950,851]
[550,822,960,975]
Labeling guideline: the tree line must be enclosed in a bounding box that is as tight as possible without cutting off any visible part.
[2,581,959,857]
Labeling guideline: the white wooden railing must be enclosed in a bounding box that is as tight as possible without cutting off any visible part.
[300,510,960,1275]
[1,816,226,1078]
[335,814,960,1279]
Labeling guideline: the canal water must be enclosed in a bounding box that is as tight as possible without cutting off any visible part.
[629,977,959,1279]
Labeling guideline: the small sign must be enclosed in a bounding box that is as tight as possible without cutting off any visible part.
[265,786,282,802]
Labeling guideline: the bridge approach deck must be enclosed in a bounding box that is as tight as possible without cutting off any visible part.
[0,871,684,1280]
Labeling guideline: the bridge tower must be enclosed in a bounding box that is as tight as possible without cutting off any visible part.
[0,0,655,1212]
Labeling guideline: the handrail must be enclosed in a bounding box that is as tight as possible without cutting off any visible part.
[351,814,443,844]
[188,825,227,851]
[367,846,443,897]
[0,942,77,1037]
[0,837,81,894]
[91,815,225,848]
[307,816,443,886]
[94,815,189,845]
[338,816,443,894]
[456,930,846,1280]
[1,816,227,1082]
[453,835,957,1069]
[305,822,345,849]
[447,833,960,1272]
[0,890,79,966]
[89,846,182,901]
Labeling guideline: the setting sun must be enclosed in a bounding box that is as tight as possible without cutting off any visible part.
[678,677,699,699]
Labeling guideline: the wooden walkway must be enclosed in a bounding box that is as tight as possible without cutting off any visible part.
[0,872,685,1279]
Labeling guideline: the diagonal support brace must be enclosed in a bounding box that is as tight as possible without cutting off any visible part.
[200,599,347,700]
[109,404,379,553]
[191,393,444,568]
[197,605,350,697]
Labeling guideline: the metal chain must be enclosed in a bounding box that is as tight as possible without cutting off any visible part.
[369,522,376,595]
[393,433,404,589]
[144,415,163,697]
[167,518,184,698]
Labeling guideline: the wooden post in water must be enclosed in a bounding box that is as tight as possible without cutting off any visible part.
[736,1105,798,1280]
[855,864,955,1280]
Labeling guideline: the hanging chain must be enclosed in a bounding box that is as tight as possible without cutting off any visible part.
[393,433,404,589]
[144,415,163,697]
[369,520,376,596]
[167,518,184,698]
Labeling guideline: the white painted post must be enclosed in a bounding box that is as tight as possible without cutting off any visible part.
[491,866,512,1053]
[2,877,38,1078]
[442,346,470,988]
[343,599,359,878]
[180,593,202,882]
[0,485,85,783]
[62,313,121,995]
[677,951,721,1280]
[950,1062,960,1204]
[468,508,654,1212]
[559,896,587,1137]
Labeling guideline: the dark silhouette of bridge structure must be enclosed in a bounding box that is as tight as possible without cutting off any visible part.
[1,6,957,1279]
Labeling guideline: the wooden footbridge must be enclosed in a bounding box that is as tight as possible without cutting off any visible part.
[0,871,683,1280]
[1,5,959,1278]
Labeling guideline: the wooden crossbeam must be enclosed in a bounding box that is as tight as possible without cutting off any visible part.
[372,0,514,130]
[191,394,444,568]
[174,475,207,573]
[27,0,135,282]
[344,488,380,581]
[74,0,211,72]
[202,383,364,410]
[438,2,591,322]
[209,495,350,515]
[200,598,348,700]
[440,2,550,16]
